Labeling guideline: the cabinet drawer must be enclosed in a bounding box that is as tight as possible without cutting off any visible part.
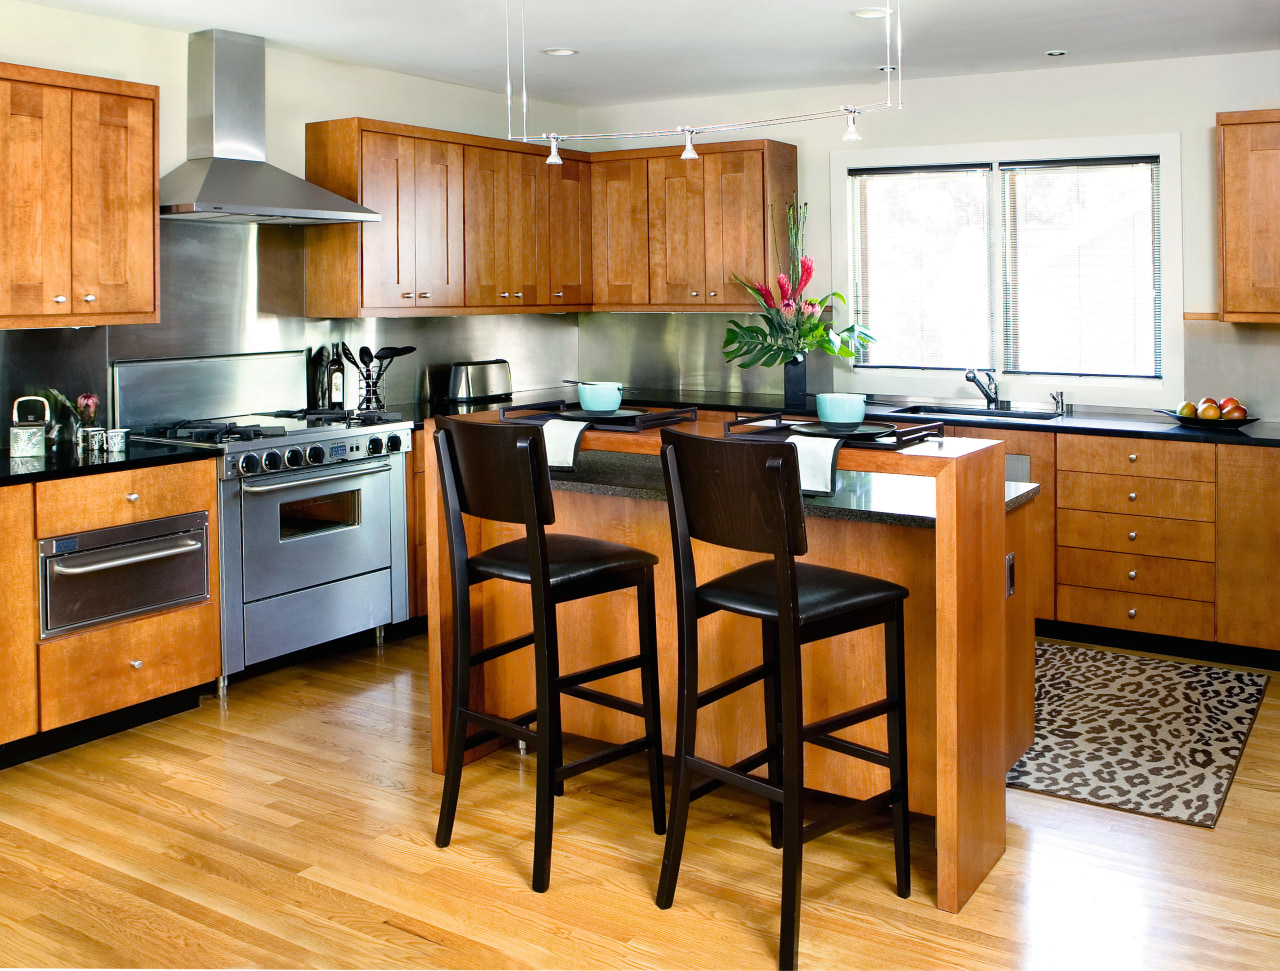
[1057,435,1215,481]
[1057,584,1214,641]
[1056,547,1215,601]
[1056,470,1215,521]
[35,461,216,538]
[1057,509,1215,561]
[39,601,219,730]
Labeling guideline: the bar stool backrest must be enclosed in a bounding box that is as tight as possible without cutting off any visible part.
[435,417,556,528]
[659,428,807,559]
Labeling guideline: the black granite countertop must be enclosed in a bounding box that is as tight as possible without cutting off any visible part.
[550,451,1038,528]
[395,389,1280,447]
[0,439,217,488]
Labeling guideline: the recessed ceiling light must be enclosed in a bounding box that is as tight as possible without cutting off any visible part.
[853,7,889,17]
[1045,50,1068,57]
[879,65,897,72]
[541,47,578,56]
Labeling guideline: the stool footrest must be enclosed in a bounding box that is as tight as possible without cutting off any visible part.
[472,631,536,666]
[557,653,645,690]
[690,744,775,801]
[802,697,896,742]
[557,736,653,781]
[810,735,889,766]
[802,789,899,844]
[686,754,781,803]
[560,684,644,718]
[697,663,769,709]
[460,707,538,748]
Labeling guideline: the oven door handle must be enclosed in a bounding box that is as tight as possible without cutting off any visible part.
[50,538,204,576]
[239,462,391,494]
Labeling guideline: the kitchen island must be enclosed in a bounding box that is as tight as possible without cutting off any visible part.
[419,412,1036,913]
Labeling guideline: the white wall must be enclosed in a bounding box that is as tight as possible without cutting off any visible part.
[0,0,580,177]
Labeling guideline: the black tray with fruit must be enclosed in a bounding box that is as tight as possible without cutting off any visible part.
[1155,408,1258,430]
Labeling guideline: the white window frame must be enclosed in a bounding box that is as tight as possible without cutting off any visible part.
[829,134,1183,409]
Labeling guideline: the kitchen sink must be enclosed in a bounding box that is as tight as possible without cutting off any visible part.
[892,404,1061,420]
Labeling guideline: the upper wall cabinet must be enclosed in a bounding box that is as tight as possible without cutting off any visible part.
[0,63,158,330]
[463,146,550,308]
[591,158,649,306]
[1218,109,1280,324]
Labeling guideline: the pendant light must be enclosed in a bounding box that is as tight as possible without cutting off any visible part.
[842,109,863,142]
[680,128,699,160]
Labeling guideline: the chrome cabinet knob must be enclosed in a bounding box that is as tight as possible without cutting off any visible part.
[418,292,431,299]
[709,291,717,297]
[499,292,510,298]
[1128,531,1137,541]
[1129,493,1137,501]
[691,291,699,297]
[125,493,140,503]
[82,294,96,302]
[553,291,564,298]
[53,295,67,304]
[129,659,143,669]
[1128,571,1137,580]
[1129,453,1138,463]
[401,292,413,299]
[513,291,523,298]
[1127,609,1137,619]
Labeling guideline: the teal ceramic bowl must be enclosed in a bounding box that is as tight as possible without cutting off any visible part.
[816,393,866,429]
[578,382,623,413]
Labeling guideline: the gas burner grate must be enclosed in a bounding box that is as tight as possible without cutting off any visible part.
[723,414,944,451]
[257,408,404,427]
[143,420,288,444]
[498,400,698,433]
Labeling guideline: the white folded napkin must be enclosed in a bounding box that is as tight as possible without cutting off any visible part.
[542,418,589,470]
[785,434,842,495]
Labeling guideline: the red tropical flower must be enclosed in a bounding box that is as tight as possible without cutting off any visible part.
[798,256,814,294]
[777,273,792,303]
[752,281,777,309]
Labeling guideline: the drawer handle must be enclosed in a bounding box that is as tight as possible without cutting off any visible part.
[53,295,67,304]
[51,538,202,575]
[1129,492,1137,502]
[126,493,140,503]
[129,659,143,669]
[1128,570,1137,580]
[418,292,431,299]
[1128,609,1137,619]
[1129,453,1138,463]
[1128,531,1137,541]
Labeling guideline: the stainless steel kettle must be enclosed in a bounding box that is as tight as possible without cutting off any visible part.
[10,396,49,457]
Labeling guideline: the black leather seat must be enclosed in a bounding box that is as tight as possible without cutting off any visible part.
[655,427,911,971]
[432,417,666,893]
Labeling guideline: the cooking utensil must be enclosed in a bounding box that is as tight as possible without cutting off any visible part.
[341,342,360,369]
[10,396,49,457]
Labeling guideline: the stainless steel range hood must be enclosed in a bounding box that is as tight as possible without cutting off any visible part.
[159,29,379,225]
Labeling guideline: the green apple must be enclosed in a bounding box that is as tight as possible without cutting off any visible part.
[1176,400,1196,417]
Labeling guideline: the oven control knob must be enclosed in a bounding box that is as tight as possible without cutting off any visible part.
[284,446,305,469]
[367,436,384,455]
[238,452,261,475]
[261,449,283,472]
[386,433,402,452]
[306,444,326,466]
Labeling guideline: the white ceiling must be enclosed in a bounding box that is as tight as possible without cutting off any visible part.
[28,0,1280,107]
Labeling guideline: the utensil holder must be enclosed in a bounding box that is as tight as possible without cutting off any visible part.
[356,372,385,412]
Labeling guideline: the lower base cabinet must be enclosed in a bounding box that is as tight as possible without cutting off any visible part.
[0,484,38,745]
[1215,445,1280,651]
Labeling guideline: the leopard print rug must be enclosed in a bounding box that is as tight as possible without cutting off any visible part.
[1006,643,1269,827]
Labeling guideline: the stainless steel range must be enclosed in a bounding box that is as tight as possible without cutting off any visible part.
[114,351,413,688]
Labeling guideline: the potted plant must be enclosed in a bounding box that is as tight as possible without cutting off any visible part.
[722,199,871,409]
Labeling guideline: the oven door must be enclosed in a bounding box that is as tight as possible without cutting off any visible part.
[238,458,393,602]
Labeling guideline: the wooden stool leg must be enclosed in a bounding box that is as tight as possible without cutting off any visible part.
[656,605,700,910]
[532,598,561,894]
[777,627,805,971]
[760,620,784,849]
[435,588,474,849]
[885,602,911,898]
[637,574,667,835]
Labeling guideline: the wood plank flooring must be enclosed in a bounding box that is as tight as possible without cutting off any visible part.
[0,632,1277,969]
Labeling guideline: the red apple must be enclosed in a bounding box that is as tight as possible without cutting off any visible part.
[1197,401,1222,419]
[1219,397,1241,411]
[1198,397,1220,409]
[1222,404,1248,420]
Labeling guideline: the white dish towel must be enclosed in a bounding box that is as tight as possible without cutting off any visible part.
[785,434,842,495]
[541,418,589,470]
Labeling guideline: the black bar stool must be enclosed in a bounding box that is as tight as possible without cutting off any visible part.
[655,427,910,970]
[432,416,666,893]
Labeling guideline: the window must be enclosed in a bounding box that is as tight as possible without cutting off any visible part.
[831,136,1182,408]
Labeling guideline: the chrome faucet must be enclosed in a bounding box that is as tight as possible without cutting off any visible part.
[1050,391,1066,415]
[964,369,1000,408]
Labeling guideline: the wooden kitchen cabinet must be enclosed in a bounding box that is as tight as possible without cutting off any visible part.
[0,483,37,744]
[648,155,706,305]
[464,146,550,308]
[34,459,217,538]
[1215,444,1280,651]
[1217,109,1280,323]
[591,158,649,306]
[548,158,592,305]
[0,63,158,328]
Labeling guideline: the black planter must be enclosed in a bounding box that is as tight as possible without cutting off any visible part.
[783,355,808,412]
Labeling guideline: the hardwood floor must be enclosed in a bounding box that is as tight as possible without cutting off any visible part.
[0,632,1277,969]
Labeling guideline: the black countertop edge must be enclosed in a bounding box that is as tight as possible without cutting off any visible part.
[393,391,1280,447]
[0,441,216,488]
[549,451,1039,529]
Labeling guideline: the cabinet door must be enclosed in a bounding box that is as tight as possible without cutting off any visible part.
[505,150,549,306]
[464,145,510,306]
[414,138,464,307]
[705,150,764,306]
[591,159,648,305]
[648,156,705,305]
[1220,116,1280,322]
[549,158,592,305]
[0,484,37,744]
[69,90,154,316]
[1216,445,1280,650]
[360,131,418,311]
[0,80,71,320]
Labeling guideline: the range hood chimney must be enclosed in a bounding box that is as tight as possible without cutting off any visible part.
[159,29,379,225]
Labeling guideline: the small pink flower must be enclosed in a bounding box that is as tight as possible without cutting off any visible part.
[781,300,797,323]
[76,393,99,422]
[753,281,777,309]
[802,300,819,317]
[798,256,814,294]
[777,273,792,303]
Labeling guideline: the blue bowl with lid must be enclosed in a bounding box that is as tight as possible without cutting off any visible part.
[578,381,623,413]
[816,393,866,429]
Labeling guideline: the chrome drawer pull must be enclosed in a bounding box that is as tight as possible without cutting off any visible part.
[51,538,202,575]
[1129,453,1138,462]
[418,292,431,299]
[1128,571,1137,580]
[53,295,67,304]
[1128,609,1137,618]
[126,493,140,503]
[240,463,390,493]
[1129,493,1137,501]
[129,659,143,669]
[1128,532,1137,541]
